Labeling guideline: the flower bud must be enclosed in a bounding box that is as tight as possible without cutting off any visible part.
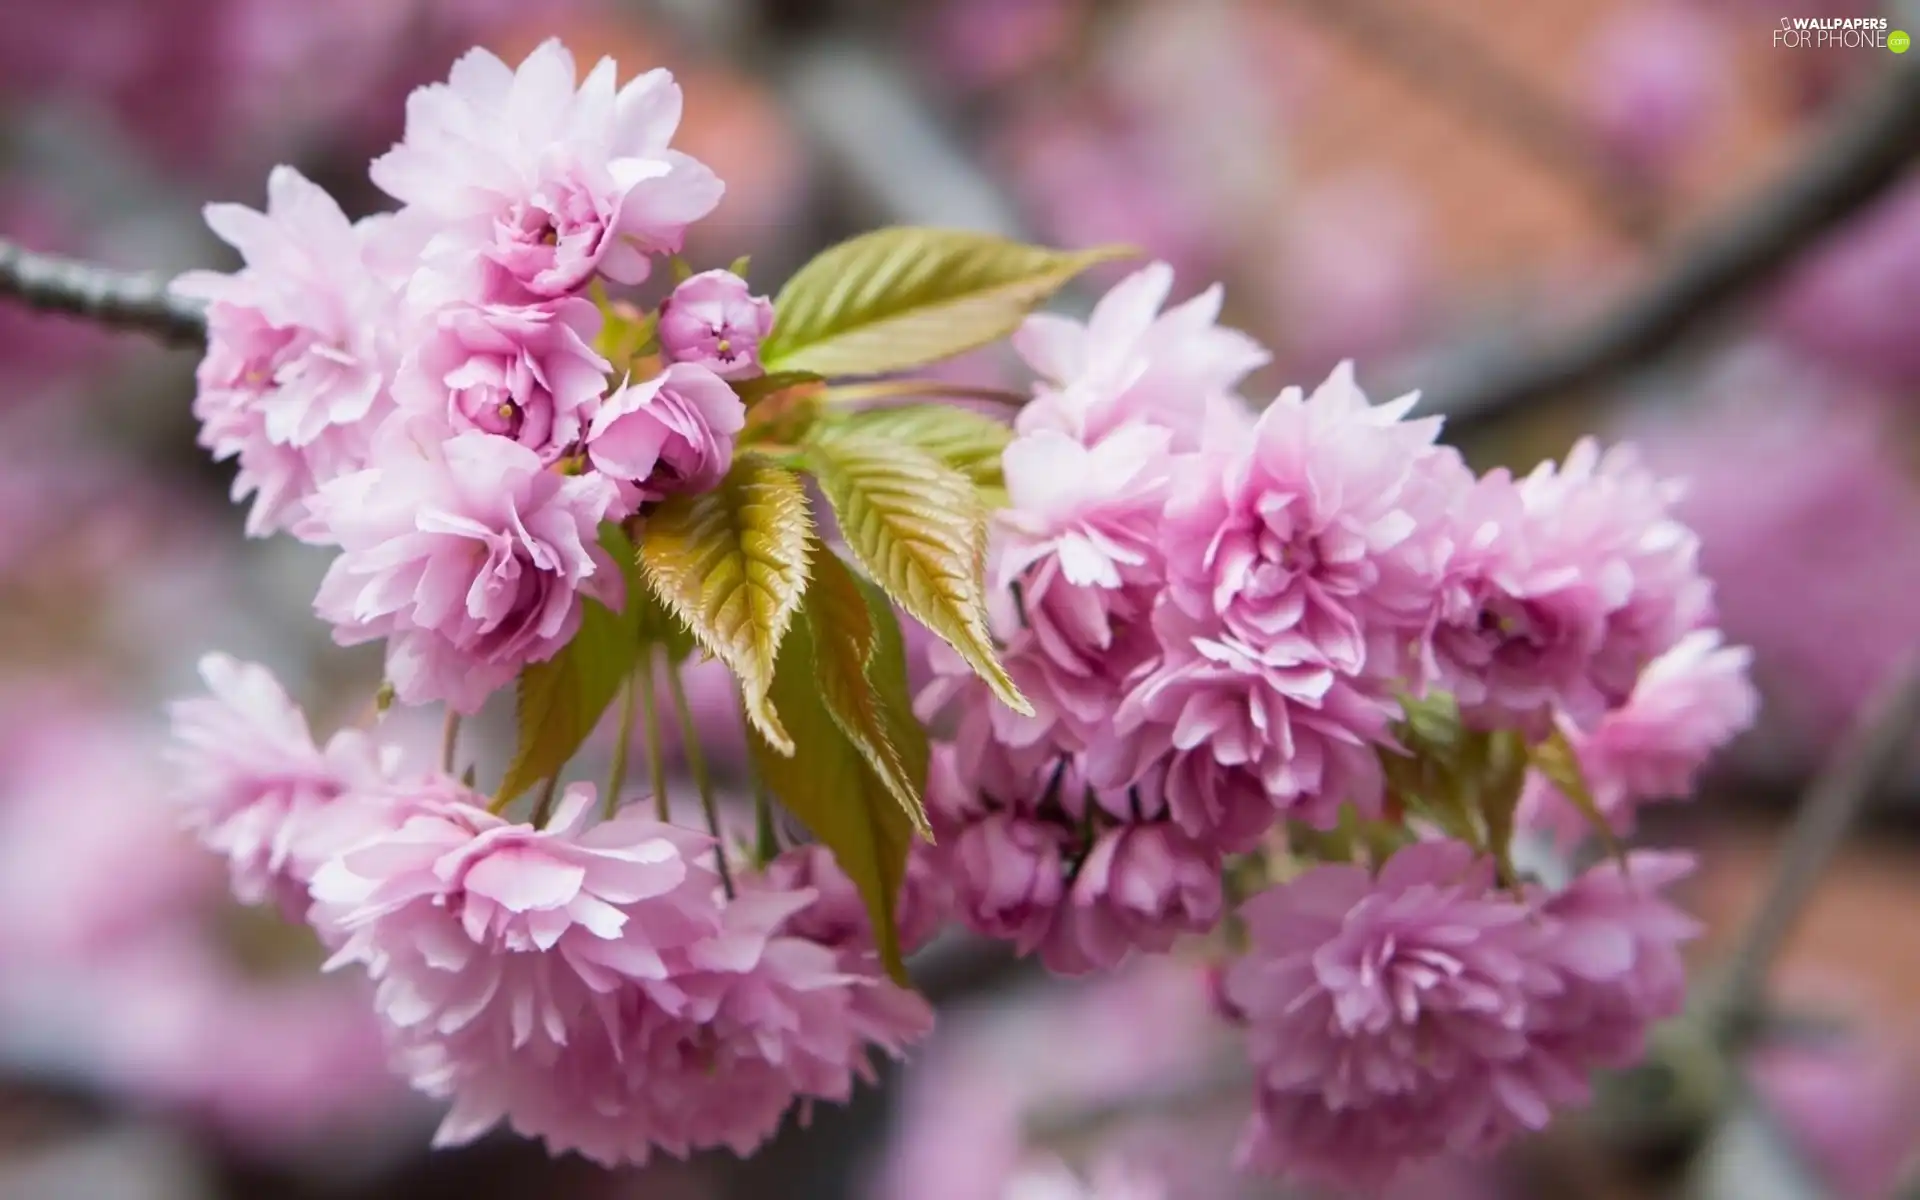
[657,269,774,380]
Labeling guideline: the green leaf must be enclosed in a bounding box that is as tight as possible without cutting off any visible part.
[603,521,695,662]
[1532,726,1624,860]
[806,548,932,836]
[733,370,826,407]
[636,455,814,755]
[669,254,694,284]
[749,606,916,982]
[804,427,1030,715]
[728,254,752,280]
[760,228,1132,377]
[854,574,930,800]
[497,593,641,804]
[836,403,1012,495]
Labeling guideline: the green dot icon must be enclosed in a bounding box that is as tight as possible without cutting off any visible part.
[1893,30,1912,53]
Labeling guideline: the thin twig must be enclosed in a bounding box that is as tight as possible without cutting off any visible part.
[1717,655,1920,1043]
[1419,60,1920,427]
[530,773,561,829]
[605,671,639,821]
[667,660,733,897]
[0,237,206,347]
[1281,0,1663,244]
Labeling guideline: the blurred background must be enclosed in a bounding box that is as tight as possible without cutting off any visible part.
[2,0,1919,1196]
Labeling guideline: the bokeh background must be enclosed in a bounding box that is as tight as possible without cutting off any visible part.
[3,0,1919,1197]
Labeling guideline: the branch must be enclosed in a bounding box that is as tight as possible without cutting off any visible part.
[1282,0,1664,245]
[1716,654,1920,1043]
[0,237,205,347]
[1417,61,1920,428]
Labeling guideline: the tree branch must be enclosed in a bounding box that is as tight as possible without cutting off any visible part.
[0,237,205,347]
[1418,61,1920,428]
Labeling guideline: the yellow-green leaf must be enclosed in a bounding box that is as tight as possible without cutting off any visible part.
[636,455,813,754]
[750,606,915,981]
[760,228,1131,377]
[806,548,932,836]
[805,427,1030,715]
[855,574,931,800]
[1532,726,1624,860]
[497,594,640,803]
[837,403,1012,495]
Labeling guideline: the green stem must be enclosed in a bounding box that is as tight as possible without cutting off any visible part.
[440,710,461,775]
[605,670,639,821]
[668,660,733,898]
[635,651,670,823]
[530,773,560,828]
[753,784,781,868]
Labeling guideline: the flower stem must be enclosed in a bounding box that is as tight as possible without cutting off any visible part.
[753,784,781,868]
[441,710,462,775]
[668,660,733,898]
[635,651,670,823]
[531,773,560,828]
[605,670,639,821]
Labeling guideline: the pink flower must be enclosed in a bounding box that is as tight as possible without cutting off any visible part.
[1748,1036,1920,1200]
[1580,4,1728,181]
[997,425,1171,592]
[1042,823,1223,975]
[393,293,610,463]
[1523,629,1757,842]
[1528,851,1699,1070]
[658,269,775,379]
[174,166,401,537]
[947,811,1071,955]
[371,39,724,298]
[165,653,399,913]
[1004,1158,1169,1200]
[309,427,619,712]
[1162,361,1451,672]
[1013,261,1268,451]
[310,783,729,1160]
[1114,603,1390,829]
[585,362,746,512]
[1428,438,1711,730]
[1226,840,1580,1189]
[763,842,950,957]
[1771,179,1920,388]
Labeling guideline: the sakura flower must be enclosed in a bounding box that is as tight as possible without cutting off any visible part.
[1041,823,1223,975]
[166,653,399,913]
[1226,839,1580,1188]
[1580,4,1728,181]
[310,783,729,1160]
[997,425,1172,592]
[1161,361,1452,671]
[586,362,746,512]
[371,39,724,298]
[174,166,401,537]
[946,811,1072,955]
[1522,629,1757,842]
[658,269,775,379]
[309,427,619,712]
[393,292,610,463]
[1014,261,1268,450]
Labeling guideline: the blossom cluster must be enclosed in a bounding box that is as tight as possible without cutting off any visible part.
[175,38,770,713]
[919,262,1758,1184]
[169,653,931,1164]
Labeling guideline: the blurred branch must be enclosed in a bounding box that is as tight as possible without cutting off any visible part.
[1419,60,1920,426]
[1280,0,1664,244]
[0,237,204,346]
[1716,655,1920,1043]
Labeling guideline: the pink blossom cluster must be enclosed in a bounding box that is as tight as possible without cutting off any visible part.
[918,262,1755,1185]
[175,39,774,713]
[167,653,929,1166]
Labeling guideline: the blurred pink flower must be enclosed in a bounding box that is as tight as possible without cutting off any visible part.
[309,427,620,712]
[1579,4,1728,181]
[919,0,1082,91]
[371,39,723,298]
[1268,175,1432,375]
[1749,1036,1920,1200]
[1042,823,1222,974]
[1770,171,1920,389]
[175,166,403,538]
[658,269,774,380]
[166,653,402,913]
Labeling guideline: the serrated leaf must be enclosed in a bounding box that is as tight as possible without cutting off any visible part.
[607,519,698,665]
[760,228,1131,377]
[497,594,640,803]
[805,428,1030,716]
[1533,726,1625,861]
[734,370,826,407]
[750,607,915,982]
[854,574,930,799]
[637,455,813,754]
[837,403,1012,494]
[806,548,932,836]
